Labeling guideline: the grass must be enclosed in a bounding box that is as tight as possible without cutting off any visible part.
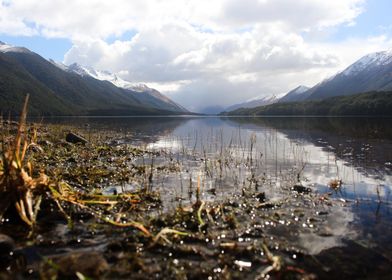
[0,95,49,228]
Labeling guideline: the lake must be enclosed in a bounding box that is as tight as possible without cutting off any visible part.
[39,116,392,278]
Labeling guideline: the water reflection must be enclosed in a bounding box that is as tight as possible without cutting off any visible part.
[223,117,392,195]
[38,116,190,144]
[40,116,392,258]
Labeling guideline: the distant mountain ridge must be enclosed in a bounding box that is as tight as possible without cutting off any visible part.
[278,85,310,103]
[225,95,279,112]
[224,48,392,115]
[0,41,188,116]
[223,91,392,116]
[279,49,392,103]
[57,62,188,112]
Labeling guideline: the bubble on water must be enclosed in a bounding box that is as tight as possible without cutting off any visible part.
[234,260,252,268]
[214,267,222,273]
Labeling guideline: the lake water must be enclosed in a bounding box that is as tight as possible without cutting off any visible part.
[41,116,392,276]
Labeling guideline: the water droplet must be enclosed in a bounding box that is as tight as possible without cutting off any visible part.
[293,254,297,259]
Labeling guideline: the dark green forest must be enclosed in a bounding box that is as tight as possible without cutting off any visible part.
[222,91,392,116]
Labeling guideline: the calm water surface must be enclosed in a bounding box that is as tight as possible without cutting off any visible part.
[42,116,392,268]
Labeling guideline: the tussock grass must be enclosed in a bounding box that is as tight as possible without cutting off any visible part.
[0,95,49,228]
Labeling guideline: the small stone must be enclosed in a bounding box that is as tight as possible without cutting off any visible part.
[318,226,333,237]
[292,184,311,194]
[54,251,109,278]
[255,192,266,202]
[0,234,15,269]
[65,132,88,144]
[0,234,15,255]
[38,140,53,147]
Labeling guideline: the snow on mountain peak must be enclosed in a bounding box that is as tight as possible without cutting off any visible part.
[288,85,309,96]
[0,41,31,54]
[64,63,156,93]
[293,85,309,94]
[342,49,392,76]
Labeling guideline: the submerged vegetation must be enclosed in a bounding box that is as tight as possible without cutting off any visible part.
[1,99,392,279]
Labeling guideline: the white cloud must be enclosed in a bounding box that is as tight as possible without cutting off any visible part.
[2,0,391,112]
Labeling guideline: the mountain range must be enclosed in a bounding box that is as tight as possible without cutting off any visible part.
[223,48,392,114]
[301,49,392,101]
[224,95,279,112]
[2,40,391,116]
[0,41,188,116]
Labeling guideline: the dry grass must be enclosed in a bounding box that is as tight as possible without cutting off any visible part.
[0,95,49,228]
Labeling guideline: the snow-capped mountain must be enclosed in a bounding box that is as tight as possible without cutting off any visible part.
[279,48,392,103]
[278,85,310,103]
[305,49,392,100]
[0,41,31,54]
[50,62,188,112]
[0,41,189,115]
[225,95,279,112]
[342,49,392,76]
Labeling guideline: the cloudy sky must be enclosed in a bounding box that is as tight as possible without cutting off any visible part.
[1,0,391,112]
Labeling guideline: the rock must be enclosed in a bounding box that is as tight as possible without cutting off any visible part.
[0,234,15,255]
[37,140,53,147]
[255,192,266,202]
[0,234,15,269]
[54,251,109,278]
[65,132,88,144]
[292,184,311,194]
[317,226,334,237]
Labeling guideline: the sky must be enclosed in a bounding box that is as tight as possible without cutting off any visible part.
[1,0,391,112]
